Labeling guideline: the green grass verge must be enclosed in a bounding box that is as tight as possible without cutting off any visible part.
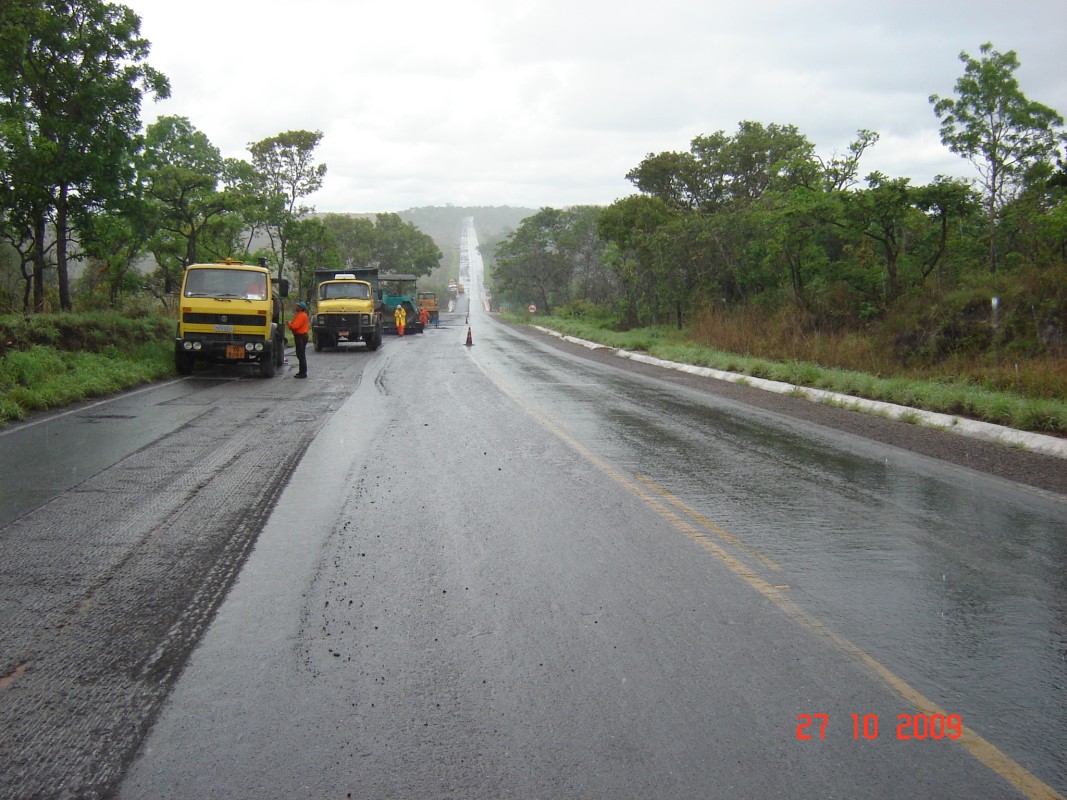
[0,342,175,425]
[0,312,176,426]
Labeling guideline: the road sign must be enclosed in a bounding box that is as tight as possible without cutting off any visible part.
[528,304,537,314]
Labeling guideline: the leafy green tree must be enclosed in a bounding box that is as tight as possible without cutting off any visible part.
[626,122,817,213]
[248,130,326,282]
[75,189,154,307]
[911,176,980,284]
[495,208,579,315]
[930,42,1066,272]
[139,116,234,293]
[846,172,916,300]
[322,213,376,268]
[371,212,442,275]
[625,149,704,210]
[0,0,169,310]
[596,195,673,325]
[287,216,339,301]
[558,206,615,306]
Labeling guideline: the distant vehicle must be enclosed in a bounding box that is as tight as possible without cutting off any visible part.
[175,259,287,377]
[448,279,458,296]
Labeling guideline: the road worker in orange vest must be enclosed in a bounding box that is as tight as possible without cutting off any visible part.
[287,301,310,378]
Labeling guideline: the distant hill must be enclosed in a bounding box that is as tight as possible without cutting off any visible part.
[396,206,535,249]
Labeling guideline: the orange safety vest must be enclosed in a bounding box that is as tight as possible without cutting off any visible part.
[287,310,310,335]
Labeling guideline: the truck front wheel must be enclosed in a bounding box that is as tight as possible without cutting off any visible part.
[175,350,194,375]
[260,343,277,377]
[365,324,382,351]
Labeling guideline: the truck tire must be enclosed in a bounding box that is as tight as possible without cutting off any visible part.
[314,333,323,352]
[260,343,277,377]
[175,350,194,375]
[365,323,382,351]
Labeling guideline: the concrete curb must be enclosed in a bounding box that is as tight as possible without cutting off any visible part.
[533,326,1067,461]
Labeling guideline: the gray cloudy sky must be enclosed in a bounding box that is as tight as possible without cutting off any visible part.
[124,0,1066,213]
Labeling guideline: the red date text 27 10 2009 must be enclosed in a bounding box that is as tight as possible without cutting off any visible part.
[796,713,963,741]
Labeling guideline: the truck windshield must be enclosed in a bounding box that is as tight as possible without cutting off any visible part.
[184,268,266,299]
[321,283,370,300]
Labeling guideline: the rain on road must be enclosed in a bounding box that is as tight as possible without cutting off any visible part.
[1,220,1064,799]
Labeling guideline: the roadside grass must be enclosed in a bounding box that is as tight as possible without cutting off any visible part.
[0,313,175,426]
[517,313,1067,435]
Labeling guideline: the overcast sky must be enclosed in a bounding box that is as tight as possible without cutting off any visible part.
[123,0,1066,214]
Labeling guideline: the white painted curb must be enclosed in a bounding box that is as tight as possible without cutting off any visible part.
[534,326,1067,460]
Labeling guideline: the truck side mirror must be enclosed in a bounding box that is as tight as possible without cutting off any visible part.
[273,278,290,297]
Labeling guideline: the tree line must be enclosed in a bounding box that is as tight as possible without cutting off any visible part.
[0,0,440,314]
[493,44,1066,337]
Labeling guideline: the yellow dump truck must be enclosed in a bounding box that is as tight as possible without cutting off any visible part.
[312,271,383,351]
[174,259,287,377]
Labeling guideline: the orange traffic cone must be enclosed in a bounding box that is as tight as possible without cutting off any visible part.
[465,327,474,346]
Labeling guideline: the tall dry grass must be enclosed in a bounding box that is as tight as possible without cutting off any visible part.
[690,306,1067,400]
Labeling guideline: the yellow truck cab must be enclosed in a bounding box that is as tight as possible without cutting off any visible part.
[312,272,383,351]
[174,259,287,377]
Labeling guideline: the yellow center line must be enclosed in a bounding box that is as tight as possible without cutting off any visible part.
[634,473,783,573]
[471,351,1064,800]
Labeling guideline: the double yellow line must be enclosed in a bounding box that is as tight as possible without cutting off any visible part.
[476,357,1064,800]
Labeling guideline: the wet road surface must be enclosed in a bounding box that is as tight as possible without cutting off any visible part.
[1,223,1063,798]
[115,227,1066,798]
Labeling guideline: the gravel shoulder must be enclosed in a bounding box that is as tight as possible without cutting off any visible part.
[516,323,1067,499]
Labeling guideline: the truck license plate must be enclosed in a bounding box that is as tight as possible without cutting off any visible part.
[225,345,245,359]
[214,324,234,332]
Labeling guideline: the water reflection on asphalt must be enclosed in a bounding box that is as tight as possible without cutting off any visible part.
[477,325,1067,791]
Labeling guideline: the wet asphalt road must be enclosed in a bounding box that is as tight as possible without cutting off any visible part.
[1,230,1064,798]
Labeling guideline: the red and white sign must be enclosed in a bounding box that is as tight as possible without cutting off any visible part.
[528,304,537,314]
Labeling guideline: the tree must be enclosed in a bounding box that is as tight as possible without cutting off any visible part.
[911,176,980,284]
[371,213,441,276]
[322,213,376,268]
[847,172,915,300]
[626,122,817,212]
[598,194,675,325]
[930,42,1066,272]
[0,0,169,310]
[76,188,154,307]
[140,116,233,293]
[248,130,326,282]
[495,208,577,315]
[287,217,339,301]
